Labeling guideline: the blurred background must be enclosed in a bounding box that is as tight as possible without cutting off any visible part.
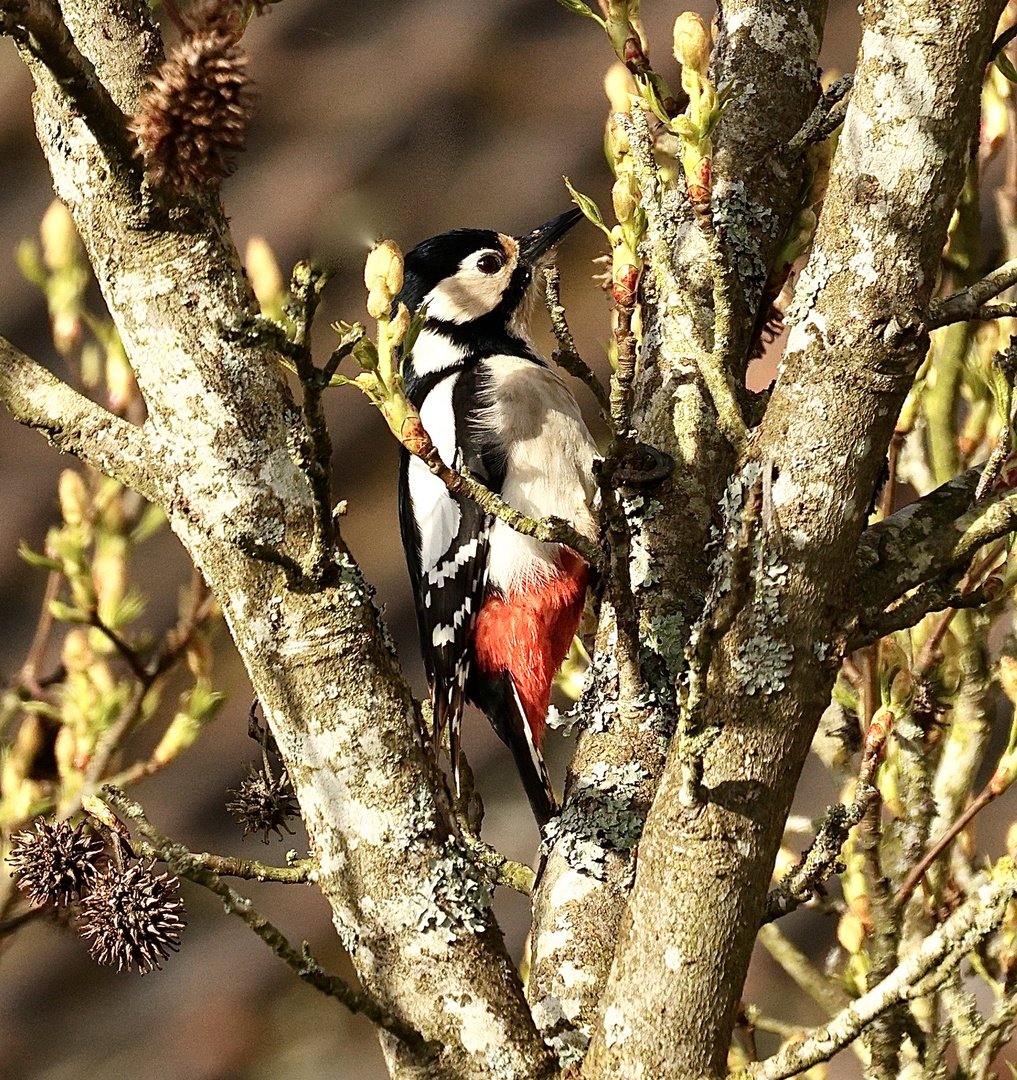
[0,1,944,1077]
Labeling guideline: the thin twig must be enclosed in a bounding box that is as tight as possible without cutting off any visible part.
[975,421,1012,501]
[894,736,1014,908]
[102,786,432,1054]
[704,235,749,449]
[455,814,535,896]
[543,265,611,419]
[928,258,1017,328]
[81,583,218,794]
[18,569,61,697]
[177,850,314,884]
[740,864,1017,1080]
[88,611,149,682]
[757,923,853,1018]
[609,268,640,437]
[786,74,854,157]
[412,437,604,571]
[287,264,339,585]
[763,714,889,923]
[850,569,973,650]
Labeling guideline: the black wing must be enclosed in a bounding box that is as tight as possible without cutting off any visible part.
[397,367,504,791]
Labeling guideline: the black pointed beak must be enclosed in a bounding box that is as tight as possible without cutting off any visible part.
[518,208,584,263]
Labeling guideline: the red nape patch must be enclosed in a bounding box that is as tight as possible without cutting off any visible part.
[471,550,589,743]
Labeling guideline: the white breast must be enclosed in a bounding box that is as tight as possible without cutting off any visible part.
[472,355,598,592]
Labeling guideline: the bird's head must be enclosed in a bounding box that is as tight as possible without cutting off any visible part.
[395,208,583,336]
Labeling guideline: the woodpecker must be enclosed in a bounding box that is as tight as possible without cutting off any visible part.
[396,208,598,827]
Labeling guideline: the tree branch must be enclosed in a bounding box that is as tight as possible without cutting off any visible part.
[854,479,1017,622]
[103,787,430,1052]
[0,333,163,504]
[927,258,1017,328]
[740,864,1017,1080]
[786,74,853,157]
[0,0,137,173]
[762,713,888,923]
[543,265,611,420]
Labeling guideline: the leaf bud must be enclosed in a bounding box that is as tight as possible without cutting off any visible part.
[604,62,635,113]
[62,628,94,674]
[837,911,866,955]
[389,302,411,347]
[673,12,711,77]
[58,469,90,527]
[40,200,80,273]
[612,172,638,222]
[366,286,391,321]
[1000,655,1017,706]
[245,236,286,314]
[364,240,404,301]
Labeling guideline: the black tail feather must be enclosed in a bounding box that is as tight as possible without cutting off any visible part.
[468,670,557,828]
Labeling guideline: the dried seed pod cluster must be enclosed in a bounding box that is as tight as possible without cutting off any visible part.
[130,3,256,196]
[8,817,185,975]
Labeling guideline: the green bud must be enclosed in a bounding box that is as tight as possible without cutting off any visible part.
[246,235,287,317]
[612,172,638,222]
[604,62,635,113]
[673,12,711,77]
[40,200,80,273]
[58,469,90,527]
[389,302,411,346]
[364,239,404,317]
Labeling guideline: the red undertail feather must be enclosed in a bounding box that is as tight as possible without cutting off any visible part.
[471,550,589,742]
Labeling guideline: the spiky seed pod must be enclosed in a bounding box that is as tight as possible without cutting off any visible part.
[227,764,300,843]
[79,861,186,974]
[8,819,104,907]
[129,16,254,196]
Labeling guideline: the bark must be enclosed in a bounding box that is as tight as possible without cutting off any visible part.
[0,0,1008,1077]
[9,3,553,1076]
[528,1,827,1053]
[582,1,1002,1077]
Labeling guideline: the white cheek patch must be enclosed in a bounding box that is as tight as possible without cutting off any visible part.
[423,253,515,323]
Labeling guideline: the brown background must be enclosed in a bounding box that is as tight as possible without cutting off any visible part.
[0,3,894,1077]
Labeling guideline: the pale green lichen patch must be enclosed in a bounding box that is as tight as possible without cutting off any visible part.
[730,543,793,695]
[542,762,648,879]
[626,495,663,589]
[532,994,592,1069]
[785,248,835,328]
[406,847,495,945]
[713,179,778,310]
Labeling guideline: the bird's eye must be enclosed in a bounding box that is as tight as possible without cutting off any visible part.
[476,252,504,275]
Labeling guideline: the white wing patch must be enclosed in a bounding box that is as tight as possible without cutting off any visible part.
[426,536,481,586]
[409,373,461,572]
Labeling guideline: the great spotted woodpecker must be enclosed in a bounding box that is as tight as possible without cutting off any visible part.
[396,209,598,827]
